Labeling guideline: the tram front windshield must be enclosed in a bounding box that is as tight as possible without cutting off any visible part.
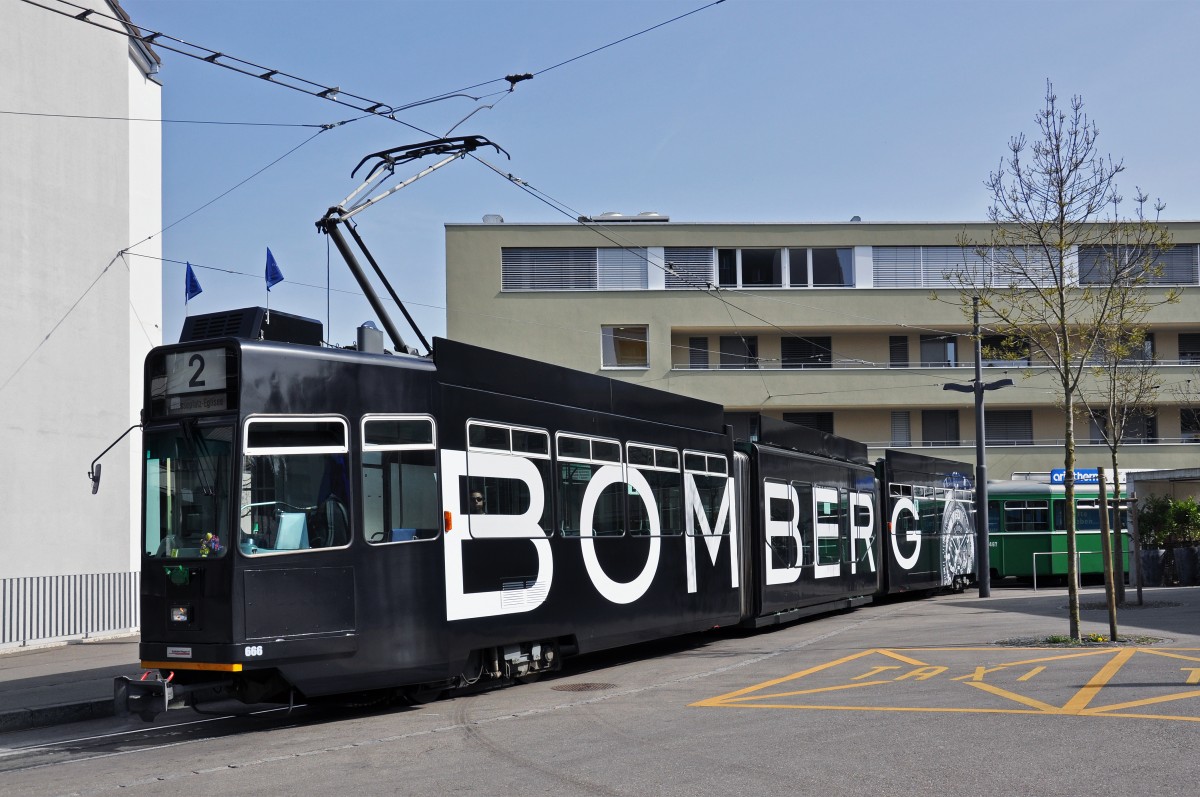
[144,423,234,559]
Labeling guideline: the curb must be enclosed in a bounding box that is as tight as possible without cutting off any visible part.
[0,699,114,734]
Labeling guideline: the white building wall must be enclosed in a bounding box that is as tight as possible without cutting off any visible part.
[0,1,160,640]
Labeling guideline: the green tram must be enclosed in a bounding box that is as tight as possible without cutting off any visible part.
[987,480,1129,580]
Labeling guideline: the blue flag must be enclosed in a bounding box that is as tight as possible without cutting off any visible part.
[185,262,203,302]
[265,247,284,291]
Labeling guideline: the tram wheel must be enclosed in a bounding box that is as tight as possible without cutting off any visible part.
[404,686,446,705]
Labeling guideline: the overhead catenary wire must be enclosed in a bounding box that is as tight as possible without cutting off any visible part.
[18,0,1176,416]
[20,0,729,139]
[19,0,1102,371]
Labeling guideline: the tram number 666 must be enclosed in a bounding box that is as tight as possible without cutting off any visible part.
[244,645,264,657]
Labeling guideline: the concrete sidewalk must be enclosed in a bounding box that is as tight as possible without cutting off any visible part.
[0,634,140,733]
[2,584,1198,735]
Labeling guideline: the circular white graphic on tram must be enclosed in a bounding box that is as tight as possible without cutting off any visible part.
[940,498,975,585]
[578,465,661,604]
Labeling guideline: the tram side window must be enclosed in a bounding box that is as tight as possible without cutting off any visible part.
[1004,500,1049,532]
[628,443,683,536]
[558,433,625,537]
[685,451,731,536]
[465,422,553,534]
[792,482,815,559]
[241,418,352,555]
[919,491,944,540]
[362,416,439,544]
[988,500,1001,533]
[1057,501,1128,533]
[816,489,844,565]
[768,482,799,568]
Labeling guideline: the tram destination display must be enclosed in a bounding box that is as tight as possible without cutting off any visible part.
[148,346,236,418]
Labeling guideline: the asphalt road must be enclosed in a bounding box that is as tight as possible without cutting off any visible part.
[3,585,1198,797]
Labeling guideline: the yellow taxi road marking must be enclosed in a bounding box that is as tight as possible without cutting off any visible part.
[691,647,1200,722]
[723,680,891,703]
[1017,666,1046,681]
[949,649,1116,681]
[964,681,1061,713]
[694,703,1200,722]
[690,649,924,707]
[1085,689,1200,714]
[1143,649,1200,663]
[1062,647,1136,713]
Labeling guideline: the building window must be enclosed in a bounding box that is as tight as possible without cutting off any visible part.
[502,248,597,290]
[980,335,1031,366]
[985,410,1033,445]
[783,412,834,434]
[1180,334,1200,364]
[741,249,783,287]
[889,336,909,367]
[601,325,648,368]
[891,411,911,446]
[665,247,715,289]
[920,334,957,367]
[1182,409,1200,443]
[1078,244,1199,286]
[688,336,709,369]
[813,248,854,286]
[1089,410,1157,444]
[717,249,738,287]
[715,248,853,289]
[597,248,648,290]
[789,248,854,287]
[719,336,758,369]
[781,336,832,368]
[922,410,959,446]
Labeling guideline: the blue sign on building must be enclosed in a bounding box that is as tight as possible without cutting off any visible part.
[1050,468,1100,485]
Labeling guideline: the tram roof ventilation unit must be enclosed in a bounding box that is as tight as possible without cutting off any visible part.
[179,307,323,347]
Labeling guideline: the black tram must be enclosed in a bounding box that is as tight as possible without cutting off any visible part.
[116,308,977,720]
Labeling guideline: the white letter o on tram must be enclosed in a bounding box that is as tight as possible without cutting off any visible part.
[579,465,661,604]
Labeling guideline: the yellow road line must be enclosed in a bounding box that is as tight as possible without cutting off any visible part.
[1142,649,1200,664]
[690,649,913,707]
[1085,689,1200,714]
[965,681,1060,712]
[1062,648,1136,713]
[723,680,891,703]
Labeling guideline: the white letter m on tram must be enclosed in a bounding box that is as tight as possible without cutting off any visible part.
[684,474,739,593]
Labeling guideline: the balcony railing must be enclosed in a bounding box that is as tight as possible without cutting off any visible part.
[863,437,1200,449]
[671,359,1200,372]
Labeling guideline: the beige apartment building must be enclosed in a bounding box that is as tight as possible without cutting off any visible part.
[445,218,1200,478]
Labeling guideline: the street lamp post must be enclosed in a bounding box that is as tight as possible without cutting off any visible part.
[943,298,1012,598]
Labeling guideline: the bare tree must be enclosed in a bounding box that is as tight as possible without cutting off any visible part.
[1080,194,1177,628]
[955,81,1172,640]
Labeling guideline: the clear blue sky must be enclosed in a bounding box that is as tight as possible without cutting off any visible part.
[119,0,1200,348]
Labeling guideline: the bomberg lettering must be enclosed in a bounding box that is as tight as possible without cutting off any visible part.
[443,448,739,620]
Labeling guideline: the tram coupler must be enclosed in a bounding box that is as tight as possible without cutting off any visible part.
[115,672,173,722]
[115,672,233,722]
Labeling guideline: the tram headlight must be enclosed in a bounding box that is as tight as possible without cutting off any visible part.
[170,605,192,624]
